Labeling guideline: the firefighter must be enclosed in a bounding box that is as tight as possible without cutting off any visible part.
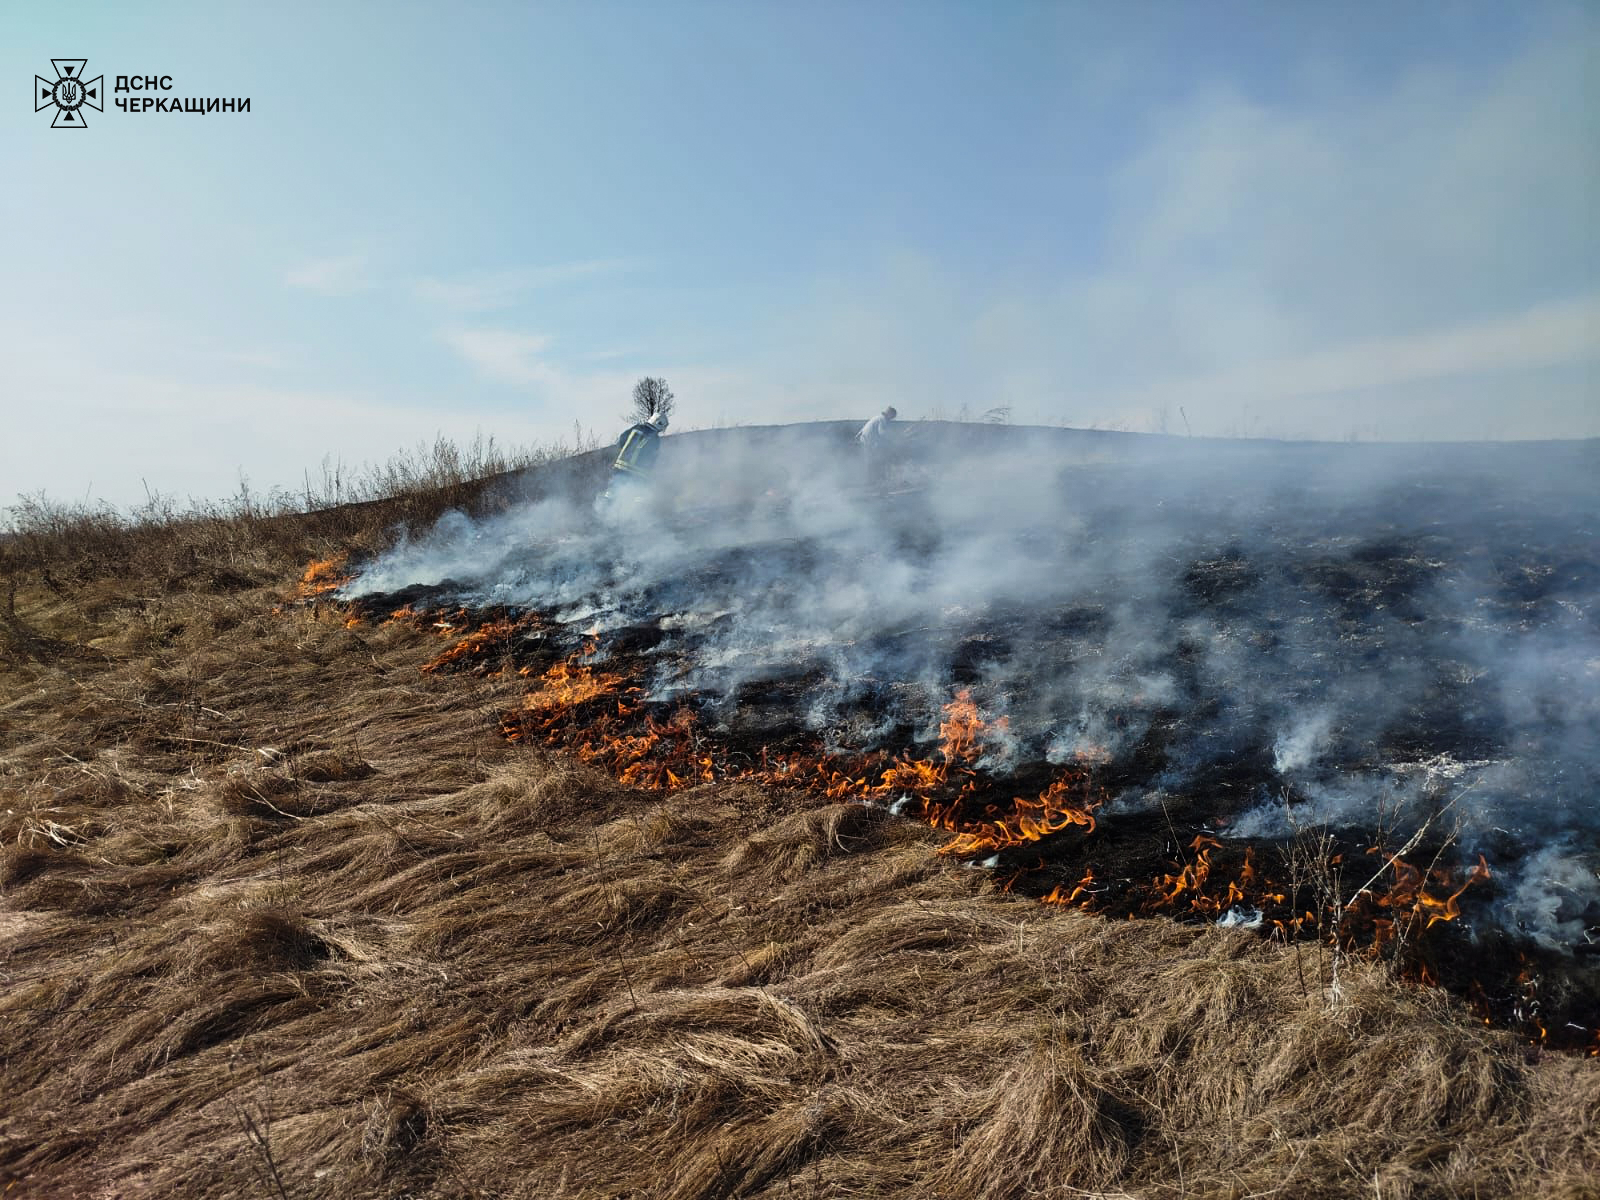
[605,411,669,499]
[855,405,897,490]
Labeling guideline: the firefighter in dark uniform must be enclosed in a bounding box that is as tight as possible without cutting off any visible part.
[605,412,669,499]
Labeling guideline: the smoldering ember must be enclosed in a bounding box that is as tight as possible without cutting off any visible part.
[339,423,1599,1046]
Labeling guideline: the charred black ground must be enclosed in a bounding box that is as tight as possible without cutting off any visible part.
[344,425,1600,1050]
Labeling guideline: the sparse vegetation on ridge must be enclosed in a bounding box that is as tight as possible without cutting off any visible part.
[2,431,600,588]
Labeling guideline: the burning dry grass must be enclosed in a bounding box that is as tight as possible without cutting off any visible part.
[1,544,1596,1196]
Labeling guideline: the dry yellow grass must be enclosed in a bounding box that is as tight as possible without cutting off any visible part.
[1,507,1596,1199]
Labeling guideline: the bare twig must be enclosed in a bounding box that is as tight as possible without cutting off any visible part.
[229,1097,291,1200]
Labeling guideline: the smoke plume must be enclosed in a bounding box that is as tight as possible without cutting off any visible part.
[346,423,1600,957]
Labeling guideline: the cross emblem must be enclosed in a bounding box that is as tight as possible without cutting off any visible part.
[36,59,103,127]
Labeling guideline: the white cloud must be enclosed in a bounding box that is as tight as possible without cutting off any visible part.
[284,254,372,295]
[413,260,632,311]
[578,347,645,363]
[743,26,1599,440]
[216,349,291,370]
[436,326,760,432]
[0,348,604,509]
[1073,30,1596,374]
[440,329,558,387]
[1126,294,1600,410]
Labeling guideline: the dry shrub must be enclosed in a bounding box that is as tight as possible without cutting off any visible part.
[811,899,1014,975]
[214,770,301,818]
[2,435,604,598]
[0,845,88,889]
[557,986,836,1062]
[522,762,638,830]
[1,800,115,849]
[213,768,357,820]
[660,1095,838,1200]
[188,908,335,975]
[359,1087,432,1178]
[542,869,698,938]
[453,767,545,829]
[292,749,375,783]
[1,861,130,915]
[35,769,140,809]
[714,938,796,988]
[722,800,886,884]
[932,1034,1131,1198]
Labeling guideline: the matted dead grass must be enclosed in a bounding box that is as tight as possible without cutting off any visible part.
[1,561,1596,1199]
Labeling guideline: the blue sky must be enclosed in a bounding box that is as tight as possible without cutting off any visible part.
[2,1,1596,505]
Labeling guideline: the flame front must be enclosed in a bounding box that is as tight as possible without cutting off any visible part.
[327,602,1585,1051]
[515,655,625,709]
[1346,853,1493,954]
[498,657,1100,852]
[928,776,1097,858]
[293,554,351,600]
[422,613,543,674]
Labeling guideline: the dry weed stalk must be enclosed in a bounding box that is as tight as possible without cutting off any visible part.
[228,1096,290,1200]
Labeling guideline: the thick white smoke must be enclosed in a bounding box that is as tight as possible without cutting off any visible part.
[345,423,1600,956]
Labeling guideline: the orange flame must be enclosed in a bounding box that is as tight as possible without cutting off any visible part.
[1042,865,1099,908]
[1144,835,1224,915]
[931,776,1098,858]
[501,661,1103,858]
[292,554,351,600]
[280,596,1600,1043]
[421,614,543,674]
[1418,854,1492,927]
[938,689,1003,764]
[516,655,627,711]
[1364,853,1493,932]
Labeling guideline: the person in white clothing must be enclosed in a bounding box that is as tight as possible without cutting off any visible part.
[855,406,897,490]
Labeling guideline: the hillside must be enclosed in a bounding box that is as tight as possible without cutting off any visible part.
[2,427,1597,1199]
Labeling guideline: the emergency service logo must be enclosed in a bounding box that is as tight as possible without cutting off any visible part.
[35,59,103,127]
